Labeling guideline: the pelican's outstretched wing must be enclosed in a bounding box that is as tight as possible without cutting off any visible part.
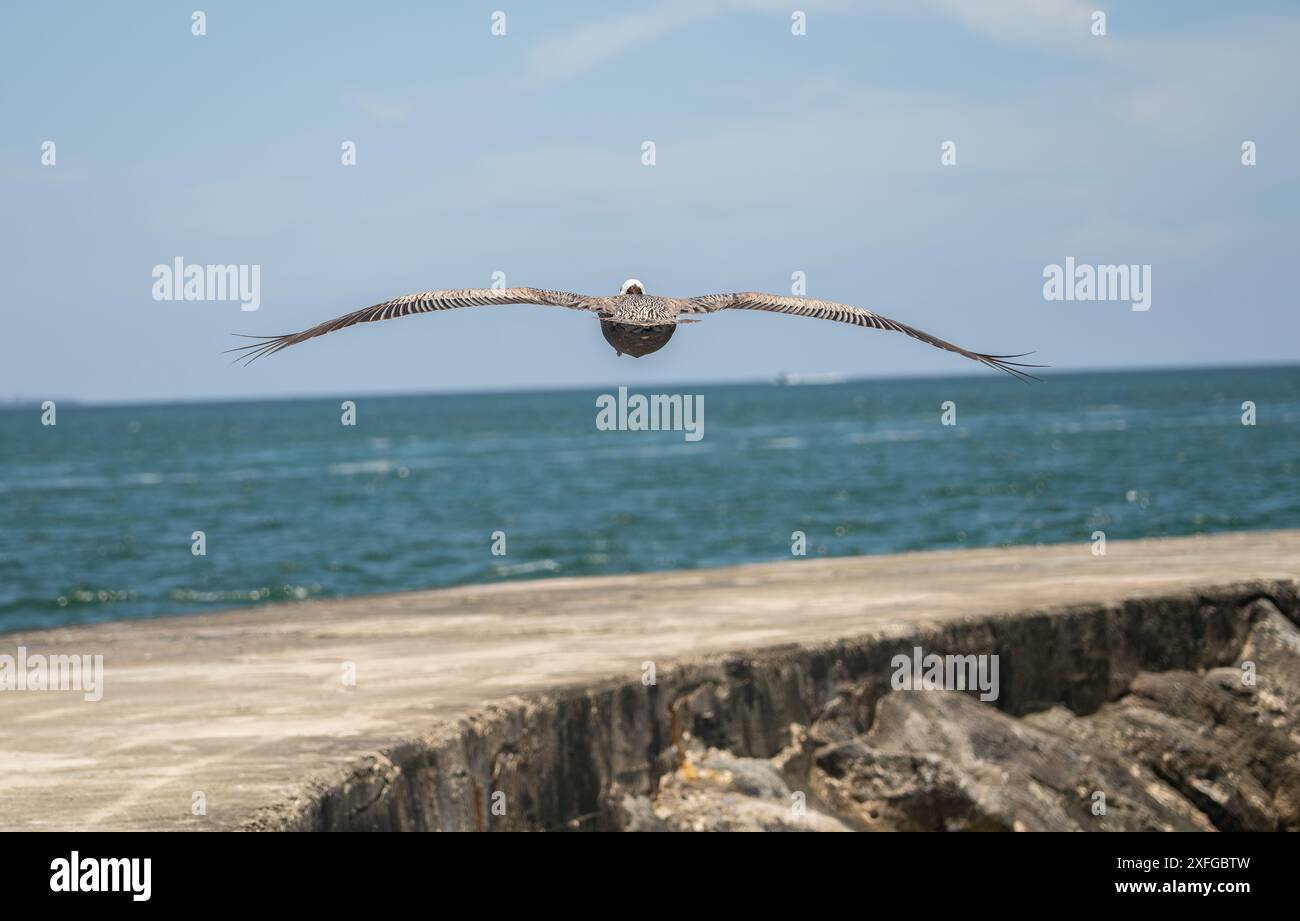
[680,292,1044,381]
[229,288,590,363]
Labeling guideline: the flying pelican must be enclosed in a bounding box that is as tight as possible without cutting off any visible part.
[230,279,1042,380]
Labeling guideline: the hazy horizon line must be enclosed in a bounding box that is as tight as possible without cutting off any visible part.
[2,358,1295,412]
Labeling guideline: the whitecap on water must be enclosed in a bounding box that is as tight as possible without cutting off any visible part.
[123,472,163,486]
[328,459,393,476]
[492,559,560,577]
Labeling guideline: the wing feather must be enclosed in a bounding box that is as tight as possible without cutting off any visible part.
[681,292,1044,381]
[229,288,589,363]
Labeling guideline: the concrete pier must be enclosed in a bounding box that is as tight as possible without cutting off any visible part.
[1,530,1297,831]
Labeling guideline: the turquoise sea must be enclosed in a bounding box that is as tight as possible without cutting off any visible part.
[1,365,1296,631]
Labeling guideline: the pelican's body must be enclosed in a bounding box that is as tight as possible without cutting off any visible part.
[232,277,1041,379]
[600,319,676,357]
[595,280,678,356]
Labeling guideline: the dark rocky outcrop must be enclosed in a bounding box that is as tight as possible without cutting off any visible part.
[247,582,1300,831]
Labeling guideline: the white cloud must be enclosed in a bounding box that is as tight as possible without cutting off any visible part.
[526,0,1102,86]
[526,0,841,83]
[914,0,1102,51]
[527,0,722,84]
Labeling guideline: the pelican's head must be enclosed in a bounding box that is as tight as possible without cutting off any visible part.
[619,278,645,296]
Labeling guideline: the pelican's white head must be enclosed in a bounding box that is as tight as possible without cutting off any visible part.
[619,278,645,296]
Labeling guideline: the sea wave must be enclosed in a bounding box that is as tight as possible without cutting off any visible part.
[328,459,394,476]
[169,584,324,603]
[491,559,561,577]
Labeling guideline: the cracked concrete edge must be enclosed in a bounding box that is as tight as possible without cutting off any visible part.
[236,579,1299,832]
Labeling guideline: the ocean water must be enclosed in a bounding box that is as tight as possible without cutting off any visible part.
[1,366,1296,632]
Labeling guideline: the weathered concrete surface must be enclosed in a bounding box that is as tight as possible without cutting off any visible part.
[0,531,1297,831]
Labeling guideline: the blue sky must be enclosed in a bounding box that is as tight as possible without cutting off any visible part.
[2,1,1297,403]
